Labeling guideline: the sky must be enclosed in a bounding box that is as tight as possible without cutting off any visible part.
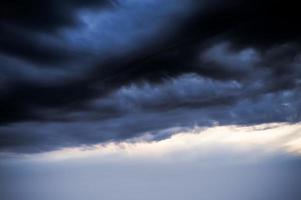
[0,0,301,199]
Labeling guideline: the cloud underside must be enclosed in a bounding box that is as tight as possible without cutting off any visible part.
[0,0,301,153]
[24,123,300,161]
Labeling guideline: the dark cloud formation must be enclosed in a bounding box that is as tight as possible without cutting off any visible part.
[0,0,112,30]
[0,0,301,153]
[0,0,113,64]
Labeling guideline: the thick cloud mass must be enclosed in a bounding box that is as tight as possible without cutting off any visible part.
[0,0,301,153]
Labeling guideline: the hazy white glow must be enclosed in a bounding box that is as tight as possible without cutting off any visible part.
[26,123,301,162]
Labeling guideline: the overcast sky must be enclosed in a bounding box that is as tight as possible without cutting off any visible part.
[0,0,301,199]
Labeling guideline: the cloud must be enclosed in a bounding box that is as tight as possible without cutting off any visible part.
[0,0,111,31]
[61,0,196,54]
[1,0,301,153]
[1,72,300,153]
[0,0,199,124]
[1,43,301,153]
[15,122,300,161]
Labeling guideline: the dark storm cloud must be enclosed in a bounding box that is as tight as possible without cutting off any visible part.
[0,0,113,64]
[0,0,301,153]
[1,71,301,153]
[0,0,112,31]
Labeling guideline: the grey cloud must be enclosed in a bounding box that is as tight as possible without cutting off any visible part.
[201,42,261,78]
[1,65,301,152]
[1,0,301,153]
[61,0,197,55]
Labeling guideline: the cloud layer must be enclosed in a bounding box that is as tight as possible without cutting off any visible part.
[0,0,301,153]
